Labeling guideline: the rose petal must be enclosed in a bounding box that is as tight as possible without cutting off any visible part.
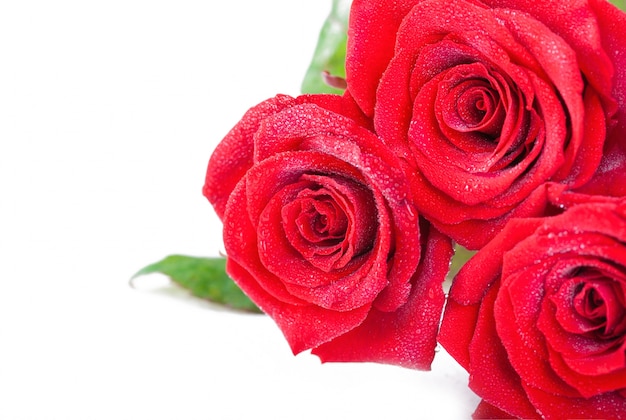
[495,264,581,398]
[444,182,555,251]
[312,226,452,369]
[493,7,591,187]
[524,384,626,420]
[484,0,615,103]
[280,174,377,272]
[226,258,371,354]
[468,285,541,418]
[247,154,389,311]
[547,340,626,398]
[204,94,298,218]
[346,0,420,116]
[472,400,517,419]
[579,0,626,197]
[223,179,307,306]
[204,93,371,219]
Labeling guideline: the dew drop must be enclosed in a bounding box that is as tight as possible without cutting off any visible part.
[404,201,417,221]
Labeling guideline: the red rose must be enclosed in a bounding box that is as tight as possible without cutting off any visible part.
[439,197,626,419]
[203,93,453,369]
[346,0,626,249]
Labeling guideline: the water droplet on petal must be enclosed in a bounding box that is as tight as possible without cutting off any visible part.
[404,201,416,221]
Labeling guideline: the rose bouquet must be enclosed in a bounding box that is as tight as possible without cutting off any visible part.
[135,0,626,418]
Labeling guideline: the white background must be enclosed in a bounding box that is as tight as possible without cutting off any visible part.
[0,1,479,418]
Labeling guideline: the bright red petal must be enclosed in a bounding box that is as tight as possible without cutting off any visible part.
[312,225,453,369]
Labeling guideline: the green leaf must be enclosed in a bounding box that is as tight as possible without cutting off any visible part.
[448,244,476,281]
[132,255,262,313]
[611,0,625,11]
[301,0,352,94]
